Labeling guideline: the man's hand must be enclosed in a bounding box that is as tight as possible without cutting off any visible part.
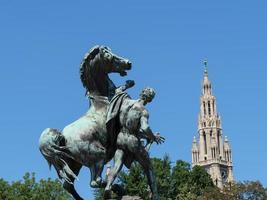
[154,132,165,144]
[125,80,135,88]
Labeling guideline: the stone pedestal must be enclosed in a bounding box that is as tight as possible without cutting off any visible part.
[107,196,142,200]
[121,196,142,200]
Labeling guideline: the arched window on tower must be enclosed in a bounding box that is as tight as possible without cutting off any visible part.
[208,101,211,116]
[217,131,220,154]
[225,151,230,162]
[204,134,207,154]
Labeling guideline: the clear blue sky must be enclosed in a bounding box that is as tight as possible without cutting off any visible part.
[1,1,267,199]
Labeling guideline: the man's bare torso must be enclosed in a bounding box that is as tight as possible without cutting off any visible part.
[119,98,148,134]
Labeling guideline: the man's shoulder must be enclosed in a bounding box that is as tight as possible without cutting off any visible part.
[112,91,130,100]
[142,109,149,118]
[122,98,136,105]
[131,103,148,117]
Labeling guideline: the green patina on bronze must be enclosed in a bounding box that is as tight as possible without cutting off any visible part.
[39,46,164,200]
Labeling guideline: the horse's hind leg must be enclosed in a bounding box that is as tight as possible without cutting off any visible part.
[89,159,105,188]
[62,160,83,200]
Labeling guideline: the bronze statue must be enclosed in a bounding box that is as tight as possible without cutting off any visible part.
[105,87,165,200]
[39,46,132,200]
[39,45,164,200]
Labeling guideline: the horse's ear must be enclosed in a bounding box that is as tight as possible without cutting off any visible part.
[87,45,100,60]
[103,46,111,51]
[81,46,100,68]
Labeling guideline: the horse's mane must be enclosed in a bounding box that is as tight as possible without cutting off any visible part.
[79,45,116,99]
[80,46,100,95]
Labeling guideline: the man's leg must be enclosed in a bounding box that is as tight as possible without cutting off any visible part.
[134,147,159,200]
[105,149,124,192]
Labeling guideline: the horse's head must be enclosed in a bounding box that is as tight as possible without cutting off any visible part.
[98,46,132,76]
[80,45,132,98]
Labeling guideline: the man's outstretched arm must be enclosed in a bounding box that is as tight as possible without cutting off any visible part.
[139,111,165,145]
[115,80,135,93]
[139,111,155,141]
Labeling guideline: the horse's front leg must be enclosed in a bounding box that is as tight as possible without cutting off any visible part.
[86,139,106,188]
[89,164,98,188]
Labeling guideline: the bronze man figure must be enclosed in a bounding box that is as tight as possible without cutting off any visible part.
[105,87,164,200]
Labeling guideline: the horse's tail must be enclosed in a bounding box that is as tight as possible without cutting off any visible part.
[39,128,77,184]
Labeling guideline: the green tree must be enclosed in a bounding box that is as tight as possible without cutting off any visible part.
[95,157,215,200]
[0,178,10,199]
[224,181,267,200]
[151,155,172,200]
[198,187,225,200]
[120,156,173,200]
[189,165,214,196]
[199,181,267,200]
[0,172,69,200]
[95,156,172,200]
[120,162,150,199]
[169,160,191,198]
[169,160,214,199]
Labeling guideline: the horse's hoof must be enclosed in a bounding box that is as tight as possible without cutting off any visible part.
[90,180,99,188]
[104,189,112,199]
[100,180,107,188]
[104,185,111,192]
[96,177,102,185]
[111,184,125,196]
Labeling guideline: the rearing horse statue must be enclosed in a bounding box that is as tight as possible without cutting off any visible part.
[39,45,132,200]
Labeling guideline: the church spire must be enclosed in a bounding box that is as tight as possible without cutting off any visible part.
[192,61,234,189]
[202,60,212,95]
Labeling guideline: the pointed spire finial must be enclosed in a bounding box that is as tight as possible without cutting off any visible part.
[203,59,208,75]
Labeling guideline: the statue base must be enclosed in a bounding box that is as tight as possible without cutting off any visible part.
[104,184,142,200]
[107,196,142,200]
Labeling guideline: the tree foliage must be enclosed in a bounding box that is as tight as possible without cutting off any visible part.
[200,181,267,200]
[95,157,215,200]
[0,172,69,200]
[120,162,149,198]
[95,157,267,200]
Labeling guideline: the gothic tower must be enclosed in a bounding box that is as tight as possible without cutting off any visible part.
[192,61,234,189]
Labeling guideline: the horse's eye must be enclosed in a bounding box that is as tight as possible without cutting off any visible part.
[105,53,112,60]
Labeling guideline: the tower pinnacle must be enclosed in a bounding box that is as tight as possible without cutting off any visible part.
[192,61,234,189]
[204,60,208,75]
[202,60,212,95]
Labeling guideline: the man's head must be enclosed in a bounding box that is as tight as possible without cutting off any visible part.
[140,87,156,104]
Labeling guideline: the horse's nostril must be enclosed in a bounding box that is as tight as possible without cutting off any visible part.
[127,61,132,69]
